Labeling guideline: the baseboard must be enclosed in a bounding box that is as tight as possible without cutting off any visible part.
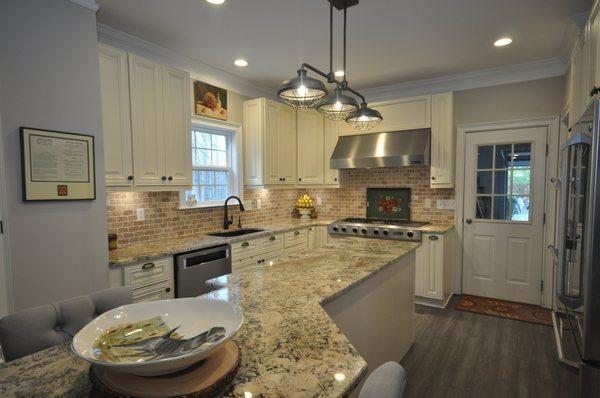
[415,293,453,309]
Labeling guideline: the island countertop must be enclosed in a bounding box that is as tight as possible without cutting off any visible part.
[108,218,451,266]
[1,237,419,398]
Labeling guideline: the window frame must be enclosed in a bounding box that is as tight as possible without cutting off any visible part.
[179,116,243,209]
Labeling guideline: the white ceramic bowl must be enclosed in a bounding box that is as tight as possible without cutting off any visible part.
[72,297,243,376]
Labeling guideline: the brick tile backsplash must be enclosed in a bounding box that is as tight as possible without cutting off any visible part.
[107,166,454,246]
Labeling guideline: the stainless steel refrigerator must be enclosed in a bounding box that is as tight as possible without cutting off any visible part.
[553,99,600,397]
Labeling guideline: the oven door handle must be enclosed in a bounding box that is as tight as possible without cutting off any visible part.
[551,311,581,374]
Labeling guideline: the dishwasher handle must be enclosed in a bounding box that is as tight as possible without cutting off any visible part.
[177,245,230,270]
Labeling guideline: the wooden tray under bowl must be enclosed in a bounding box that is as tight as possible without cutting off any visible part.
[89,340,240,398]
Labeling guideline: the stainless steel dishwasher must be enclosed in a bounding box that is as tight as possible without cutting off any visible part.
[174,244,231,297]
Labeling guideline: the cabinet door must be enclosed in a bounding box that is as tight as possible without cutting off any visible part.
[277,104,297,184]
[324,119,341,185]
[129,54,166,186]
[263,100,280,185]
[430,92,454,188]
[422,234,444,299]
[98,44,133,187]
[340,95,431,135]
[317,226,329,247]
[133,281,174,303]
[243,99,264,186]
[307,226,316,250]
[162,66,192,186]
[297,110,325,184]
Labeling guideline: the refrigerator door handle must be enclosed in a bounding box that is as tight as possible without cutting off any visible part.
[552,311,581,374]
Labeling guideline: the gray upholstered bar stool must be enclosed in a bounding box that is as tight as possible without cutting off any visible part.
[0,286,133,362]
[359,361,407,398]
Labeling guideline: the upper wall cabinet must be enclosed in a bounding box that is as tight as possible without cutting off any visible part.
[99,45,192,190]
[99,44,133,187]
[297,110,325,185]
[340,95,431,135]
[430,92,454,188]
[324,119,341,186]
[243,98,297,186]
[568,4,600,127]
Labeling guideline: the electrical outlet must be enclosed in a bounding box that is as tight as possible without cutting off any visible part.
[424,199,431,209]
[317,196,322,206]
[136,208,145,221]
[437,199,455,210]
[256,199,262,210]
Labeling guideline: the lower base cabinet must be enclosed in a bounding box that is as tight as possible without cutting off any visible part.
[109,256,175,303]
[415,230,453,308]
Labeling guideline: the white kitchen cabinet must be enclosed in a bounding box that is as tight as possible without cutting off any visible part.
[108,256,175,303]
[340,95,431,135]
[162,66,193,186]
[415,231,453,307]
[98,44,133,187]
[297,110,325,185]
[99,46,192,189]
[324,119,341,186]
[129,53,166,186]
[308,225,329,250]
[243,98,297,186]
[430,92,454,188]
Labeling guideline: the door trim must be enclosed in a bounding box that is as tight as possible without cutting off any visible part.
[454,116,560,308]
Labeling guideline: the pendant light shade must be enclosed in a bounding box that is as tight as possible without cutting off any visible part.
[277,70,328,109]
[315,88,359,120]
[345,103,383,131]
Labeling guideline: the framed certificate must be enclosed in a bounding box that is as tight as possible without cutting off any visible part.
[20,127,96,201]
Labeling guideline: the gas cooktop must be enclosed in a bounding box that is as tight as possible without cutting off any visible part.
[328,218,429,242]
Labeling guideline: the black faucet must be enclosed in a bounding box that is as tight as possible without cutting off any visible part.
[223,196,245,230]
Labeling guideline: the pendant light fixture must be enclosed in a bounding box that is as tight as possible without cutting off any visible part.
[277,0,382,130]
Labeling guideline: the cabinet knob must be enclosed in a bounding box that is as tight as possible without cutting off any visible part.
[168,176,173,181]
[165,287,171,293]
[127,175,134,181]
[298,178,302,181]
[591,87,599,97]
[431,176,436,180]
[334,178,338,182]
[161,176,167,181]
[294,230,300,235]
[269,236,276,241]
[282,177,286,181]
[465,218,472,224]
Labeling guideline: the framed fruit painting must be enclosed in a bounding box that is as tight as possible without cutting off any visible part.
[193,80,227,120]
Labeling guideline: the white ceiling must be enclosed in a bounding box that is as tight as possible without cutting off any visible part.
[96,0,591,91]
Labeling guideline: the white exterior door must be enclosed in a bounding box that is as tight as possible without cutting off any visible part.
[462,126,548,305]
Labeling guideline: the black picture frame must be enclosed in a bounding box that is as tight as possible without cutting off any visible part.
[19,127,96,202]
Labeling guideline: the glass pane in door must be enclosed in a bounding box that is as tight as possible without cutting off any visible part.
[475,142,533,222]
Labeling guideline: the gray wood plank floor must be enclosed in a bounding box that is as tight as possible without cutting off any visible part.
[400,296,580,398]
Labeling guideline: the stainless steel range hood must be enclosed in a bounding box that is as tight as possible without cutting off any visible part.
[330,129,431,169]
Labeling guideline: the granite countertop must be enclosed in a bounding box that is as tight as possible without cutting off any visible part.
[108,218,452,266]
[2,237,419,398]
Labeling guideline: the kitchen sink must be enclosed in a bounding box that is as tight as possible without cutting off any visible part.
[206,228,265,237]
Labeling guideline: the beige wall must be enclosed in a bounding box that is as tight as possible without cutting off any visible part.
[226,91,250,124]
[454,76,565,126]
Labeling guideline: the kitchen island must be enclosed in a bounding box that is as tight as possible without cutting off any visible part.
[1,237,418,398]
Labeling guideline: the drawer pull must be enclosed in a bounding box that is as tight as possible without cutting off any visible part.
[241,242,250,247]
[294,230,300,236]
[141,262,156,270]
[269,236,276,241]
[428,235,439,241]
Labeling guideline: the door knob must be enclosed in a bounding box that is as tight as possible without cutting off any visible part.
[465,218,472,224]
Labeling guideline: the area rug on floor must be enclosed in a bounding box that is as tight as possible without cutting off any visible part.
[455,295,552,326]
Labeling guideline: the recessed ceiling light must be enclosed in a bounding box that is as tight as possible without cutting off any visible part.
[206,0,225,4]
[234,59,248,67]
[494,37,512,47]
[334,70,345,77]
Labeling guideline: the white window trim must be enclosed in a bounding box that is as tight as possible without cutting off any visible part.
[179,116,243,209]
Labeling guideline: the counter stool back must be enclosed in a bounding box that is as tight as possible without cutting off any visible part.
[0,286,133,362]
[359,361,406,398]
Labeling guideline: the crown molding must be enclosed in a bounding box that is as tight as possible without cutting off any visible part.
[360,58,567,102]
[69,0,99,11]
[96,24,276,100]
